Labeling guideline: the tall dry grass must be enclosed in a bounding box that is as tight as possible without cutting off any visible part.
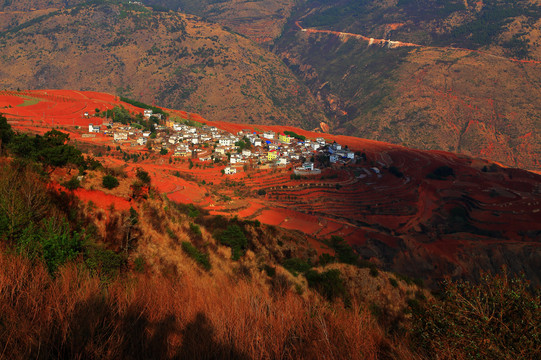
[0,251,416,359]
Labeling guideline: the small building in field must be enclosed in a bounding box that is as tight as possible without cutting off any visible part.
[88,124,100,133]
[224,166,237,175]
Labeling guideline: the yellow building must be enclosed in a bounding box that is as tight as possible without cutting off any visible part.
[267,150,278,161]
[278,133,292,144]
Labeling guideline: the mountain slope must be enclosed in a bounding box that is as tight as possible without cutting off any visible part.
[0,2,327,130]
[140,0,297,44]
[274,0,541,169]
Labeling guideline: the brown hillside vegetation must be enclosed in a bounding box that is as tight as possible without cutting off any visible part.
[0,2,326,130]
[1,110,540,359]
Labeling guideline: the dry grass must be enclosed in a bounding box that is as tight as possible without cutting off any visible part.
[0,250,416,359]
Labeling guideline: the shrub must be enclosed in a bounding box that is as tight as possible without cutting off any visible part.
[190,223,202,237]
[328,235,358,265]
[166,227,179,243]
[215,224,247,260]
[389,277,398,288]
[136,168,151,184]
[262,264,276,277]
[181,241,211,271]
[413,270,541,359]
[84,245,125,281]
[102,175,119,189]
[134,256,145,273]
[318,253,335,266]
[282,257,312,276]
[369,267,379,277]
[62,176,81,190]
[305,269,347,302]
[17,218,82,275]
[257,189,266,195]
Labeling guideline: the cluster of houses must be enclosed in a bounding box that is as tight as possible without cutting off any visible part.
[87,111,357,175]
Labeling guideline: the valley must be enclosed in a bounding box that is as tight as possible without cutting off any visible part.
[2,89,540,286]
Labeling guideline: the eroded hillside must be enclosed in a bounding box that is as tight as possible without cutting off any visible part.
[275,0,541,169]
[0,2,326,130]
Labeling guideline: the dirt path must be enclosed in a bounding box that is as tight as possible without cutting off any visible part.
[295,21,541,65]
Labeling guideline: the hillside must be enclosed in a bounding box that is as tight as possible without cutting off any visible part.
[273,0,541,170]
[0,2,326,130]
[1,90,540,358]
[141,0,297,45]
[2,89,540,287]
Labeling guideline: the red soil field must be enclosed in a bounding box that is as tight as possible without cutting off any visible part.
[4,89,541,284]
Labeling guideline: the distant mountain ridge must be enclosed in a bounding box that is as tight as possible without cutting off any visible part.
[274,0,541,169]
[0,1,327,130]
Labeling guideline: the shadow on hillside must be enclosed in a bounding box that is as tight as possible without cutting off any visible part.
[178,312,250,360]
[31,294,249,360]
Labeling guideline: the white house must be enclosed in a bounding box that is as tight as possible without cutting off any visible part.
[137,137,147,146]
[263,131,275,139]
[277,157,289,166]
[215,147,226,155]
[144,109,153,118]
[219,138,233,147]
[142,131,151,137]
[330,154,339,163]
[253,139,262,147]
[191,138,199,145]
[241,149,252,157]
[224,166,237,175]
[88,124,100,133]
[302,162,314,171]
[114,132,128,142]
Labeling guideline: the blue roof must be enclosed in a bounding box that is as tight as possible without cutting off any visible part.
[266,140,271,144]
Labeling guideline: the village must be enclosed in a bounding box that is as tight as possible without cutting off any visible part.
[84,108,358,176]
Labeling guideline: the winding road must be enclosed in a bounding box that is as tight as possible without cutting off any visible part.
[295,21,541,65]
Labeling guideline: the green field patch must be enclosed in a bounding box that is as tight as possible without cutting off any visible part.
[15,96,41,107]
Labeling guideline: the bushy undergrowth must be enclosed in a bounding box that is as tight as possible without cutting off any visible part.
[102,174,119,189]
[413,270,541,359]
[214,224,247,260]
[181,241,211,271]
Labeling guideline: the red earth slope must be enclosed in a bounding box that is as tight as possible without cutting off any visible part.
[2,90,540,285]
